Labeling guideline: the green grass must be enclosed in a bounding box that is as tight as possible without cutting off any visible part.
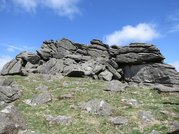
[7,75,179,134]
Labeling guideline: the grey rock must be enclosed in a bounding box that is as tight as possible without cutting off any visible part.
[35,85,48,92]
[1,59,22,75]
[0,86,21,103]
[63,64,84,77]
[109,116,128,125]
[149,130,160,134]
[16,51,41,65]
[63,58,76,66]
[98,70,113,81]
[19,130,41,134]
[88,48,109,58]
[24,92,52,106]
[105,80,129,92]
[116,52,164,65]
[80,99,113,116]
[0,104,26,134]
[38,58,64,74]
[121,98,140,107]
[107,59,119,69]
[123,63,179,85]
[58,94,74,100]
[0,77,13,86]
[65,54,91,62]
[106,63,121,80]
[150,84,179,92]
[138,111,154,123]
[90,39,109,49]
[170,121,179,131]
[46,115,72,125]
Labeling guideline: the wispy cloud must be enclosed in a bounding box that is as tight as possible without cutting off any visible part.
[1,44,36,53]
[104,23,159,45]
[1,0,81,18]
[170,61,179,72]
[0,56,12,71]
[167,12,179,33]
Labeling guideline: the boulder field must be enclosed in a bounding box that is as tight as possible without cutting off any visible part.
[1,38,179,91]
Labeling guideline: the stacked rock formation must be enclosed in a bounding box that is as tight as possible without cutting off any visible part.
[1,38,179,89]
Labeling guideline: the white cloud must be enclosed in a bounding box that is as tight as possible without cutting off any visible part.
[6,45,23,52]
[2,0,81,18]
[12,0,38,13]
[171,61,179,72]
[104,23,159,45]
[0,56,12,71]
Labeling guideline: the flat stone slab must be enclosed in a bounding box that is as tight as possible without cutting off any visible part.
[109,116,128,125]
[46,115,72,125]
[79,99,113,116]
[24,92,52,106]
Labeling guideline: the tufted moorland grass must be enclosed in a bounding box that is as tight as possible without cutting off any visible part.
[7,75,179,134]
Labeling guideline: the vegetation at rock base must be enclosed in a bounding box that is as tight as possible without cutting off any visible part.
[8,75,179,134]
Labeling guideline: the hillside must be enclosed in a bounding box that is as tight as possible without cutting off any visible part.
[0,39,179,134]
[1,74,179,134]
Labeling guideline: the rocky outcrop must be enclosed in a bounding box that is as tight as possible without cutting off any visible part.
[1,38,179,92]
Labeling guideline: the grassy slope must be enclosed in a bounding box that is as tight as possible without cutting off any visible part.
[8,75,179,134]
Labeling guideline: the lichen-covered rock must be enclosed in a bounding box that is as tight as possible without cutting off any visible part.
[105,80,129,92]
[1,38,179,92]
[80,99,113,116]
[123,63,179,86]
[0,104,26,134]
[1,59,22,75]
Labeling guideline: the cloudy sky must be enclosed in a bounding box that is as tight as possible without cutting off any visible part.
[0,0,179,71]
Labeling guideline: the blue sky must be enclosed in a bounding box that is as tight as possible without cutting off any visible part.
[0,0,179,71]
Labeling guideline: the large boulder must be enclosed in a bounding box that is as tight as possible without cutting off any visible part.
[115,43,164,65]
[123,63,179,85]
[0,104,26,134]
[16,51,41,65]
[37,58,64,74]
[1,59,22,75]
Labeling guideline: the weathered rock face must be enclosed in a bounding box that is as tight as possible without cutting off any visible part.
[0,77,21,104]
[1,38,179,91]
[0,104,26,134]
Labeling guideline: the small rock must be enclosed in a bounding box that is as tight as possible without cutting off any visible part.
[24,92,52,106]
[80,99,113,116]
[0,104,26,134]
[149,130,160,134]
[35,85,48,92]
[105,80,129,92]
[98,69,113,81]
[138,111,154,123]
[58,94,74,100]
[170,121,179,131]
[19,130,41,134]
[109,116,128,125]
[46,115,72,125]
[121,98,140,107]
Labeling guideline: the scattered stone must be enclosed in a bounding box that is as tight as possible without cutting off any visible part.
[0,86,21,103]
[46,115,72,125]
[105,80,129,92]
[138,111,154,123]
[80,99,113,116]
[19,130,41,134]
[149,130,160,134]
[98,69,113,81]
[121,98,140,107]
[24,92,52,106]
[109,116,128,125]
[170,121,179,132]
[35,85,48,92]
[58,94,74,100]
[0,104,26,134]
